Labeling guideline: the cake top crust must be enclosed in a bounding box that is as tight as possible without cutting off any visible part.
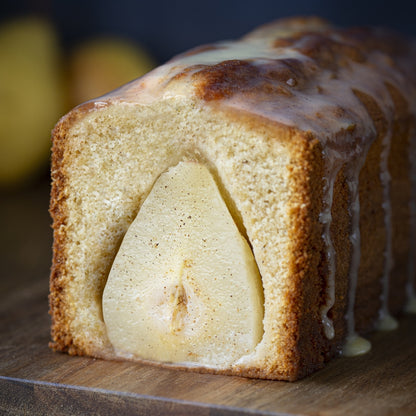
[96,17,415,160]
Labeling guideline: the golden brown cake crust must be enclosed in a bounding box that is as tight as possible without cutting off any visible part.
[49,102,101,355]
[283,134,327,379]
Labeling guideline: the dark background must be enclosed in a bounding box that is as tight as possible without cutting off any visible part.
[1,0,416,65]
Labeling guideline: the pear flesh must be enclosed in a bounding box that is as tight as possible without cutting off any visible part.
[102,161,264,367]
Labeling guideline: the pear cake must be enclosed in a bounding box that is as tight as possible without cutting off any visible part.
[49,17,416,381]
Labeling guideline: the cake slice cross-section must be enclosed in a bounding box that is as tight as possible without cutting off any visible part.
[49,17,416,380]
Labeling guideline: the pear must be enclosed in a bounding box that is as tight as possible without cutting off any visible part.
[68,37,156,106]
[102,161,264,367]
[0,17,65,187]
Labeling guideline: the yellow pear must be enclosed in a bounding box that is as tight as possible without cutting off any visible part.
[0,16,65,187]
[68,37,156,106]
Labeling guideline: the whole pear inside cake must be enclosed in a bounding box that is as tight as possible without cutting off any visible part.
[102,161,264,367]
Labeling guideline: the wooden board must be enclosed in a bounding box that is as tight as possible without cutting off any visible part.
[1,181,416,416]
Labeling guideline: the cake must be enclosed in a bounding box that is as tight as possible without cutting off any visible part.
[49,17,416,381]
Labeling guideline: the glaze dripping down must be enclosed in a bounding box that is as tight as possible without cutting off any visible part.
[343,147,372,355]
[319,149,343,340]
[377,126,398,331]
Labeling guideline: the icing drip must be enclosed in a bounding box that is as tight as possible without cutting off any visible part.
[343,57,404,333]
[406,129,416,313]
[319,149,343,339]
[343,333,371,357]
[342,146,372,356]
[406,296,416,314]
[376,127,398,330]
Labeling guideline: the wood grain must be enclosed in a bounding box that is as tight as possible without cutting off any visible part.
[1,181,416,416]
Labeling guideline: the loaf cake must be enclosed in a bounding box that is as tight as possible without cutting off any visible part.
[49,17,416,381]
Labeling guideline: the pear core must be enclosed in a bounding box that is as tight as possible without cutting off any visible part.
[102,161,264,367]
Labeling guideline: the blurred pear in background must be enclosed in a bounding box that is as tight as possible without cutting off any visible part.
[0,17,65,188]
[68,37,156,106]
[0,16,156,189]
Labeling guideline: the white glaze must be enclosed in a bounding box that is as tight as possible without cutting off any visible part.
[342,149,372,355]
[376,313,399,331]
[377,126,399,331]
[342,333,371,357]
[319,149,343,339]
